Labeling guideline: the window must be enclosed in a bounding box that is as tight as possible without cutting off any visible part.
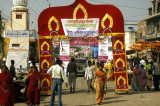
[16,14,22,19]
[148,25,154,34]
[140,33,142,39]
[12,44,20,47]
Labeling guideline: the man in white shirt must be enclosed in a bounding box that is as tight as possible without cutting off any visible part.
[47,59,68,106]
[84,61,95,92]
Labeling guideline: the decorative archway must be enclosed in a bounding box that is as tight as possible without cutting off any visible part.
[38,0,128,95]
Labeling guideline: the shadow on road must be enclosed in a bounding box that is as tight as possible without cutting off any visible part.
[102,100,128,104]
[104,96,122,100]
[62,88,88,95]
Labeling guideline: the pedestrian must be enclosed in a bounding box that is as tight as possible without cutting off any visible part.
[152,59,160,91]
[144,60,151,75]
[0,65,15,106]
[105,60,112,80]
[131,62,141,91]
[47,59,68,106]
[92,63,107,105]
[10,60,16,78]
[84,61,94,93]
[27,66,41,106]
[140,65,147,90]
[67,57,78,93]
[146,70,152,91]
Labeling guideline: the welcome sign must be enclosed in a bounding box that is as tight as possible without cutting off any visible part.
[61,18,99,37]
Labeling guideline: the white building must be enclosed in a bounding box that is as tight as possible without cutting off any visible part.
[124,21,137,58]
[4,0,29,70]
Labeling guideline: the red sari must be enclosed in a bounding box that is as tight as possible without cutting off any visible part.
[27,72,40,105]
[95,70,107,104]
[0,72,15,106]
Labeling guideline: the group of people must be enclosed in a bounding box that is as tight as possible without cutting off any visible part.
[47,58,108,106]
[0,57,117,106]
[0,60,41,106]
[131,58,160,91]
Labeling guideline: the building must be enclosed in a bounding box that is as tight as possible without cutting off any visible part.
[1,0,37,70]
[137,0,160,61]
[143,0,160,42]
[124,21,138,59]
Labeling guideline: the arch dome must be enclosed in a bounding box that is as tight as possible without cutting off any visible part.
[13,0,27,7]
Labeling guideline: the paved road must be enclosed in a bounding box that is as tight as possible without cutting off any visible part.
[15,77,160,106]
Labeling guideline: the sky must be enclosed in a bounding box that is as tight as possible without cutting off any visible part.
[0,0,152,31]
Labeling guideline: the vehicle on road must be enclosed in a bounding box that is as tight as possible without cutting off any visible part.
[76,58,87,77]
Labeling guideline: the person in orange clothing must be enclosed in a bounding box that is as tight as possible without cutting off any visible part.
[92,63,107,105]
[0,65,15,106]
[27,66,41,106]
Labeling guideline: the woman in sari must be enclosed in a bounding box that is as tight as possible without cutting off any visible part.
[131,62,141,91]
[0,65,15,106]
[27,66,41,106]
[92,63,107,105]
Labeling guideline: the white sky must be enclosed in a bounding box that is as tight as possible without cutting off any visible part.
[0,0,152,31]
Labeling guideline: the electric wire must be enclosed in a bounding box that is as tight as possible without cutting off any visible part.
[89,0,148,11]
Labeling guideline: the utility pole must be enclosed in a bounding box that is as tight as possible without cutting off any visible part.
[47,0,51,7]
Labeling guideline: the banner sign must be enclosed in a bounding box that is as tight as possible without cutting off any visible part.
[99,56,108,62]
[92,46,98,59]
[60,56,70,61]
[61,18,99,37]
[60,40,70,62]
[60,40,70,56]
[98,39,108,62]
[98,40,108,56]
[6,51,28,70]
[70,38,98,46]
[5,30,29,38]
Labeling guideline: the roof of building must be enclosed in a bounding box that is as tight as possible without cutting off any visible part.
[124,24,137,32]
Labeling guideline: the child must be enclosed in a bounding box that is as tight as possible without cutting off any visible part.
[146,70,152,91]
[141,65,147,90]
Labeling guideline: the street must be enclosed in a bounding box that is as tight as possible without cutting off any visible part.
[15,77,160,106]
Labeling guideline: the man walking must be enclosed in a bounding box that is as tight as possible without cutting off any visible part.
[153,58,160,91]
[84,61,94,93]
[47,59,68,106]
[67,57,78,93]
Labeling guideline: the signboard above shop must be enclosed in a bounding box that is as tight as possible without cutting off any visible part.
[61,18,99,37]
[5,30,29,38]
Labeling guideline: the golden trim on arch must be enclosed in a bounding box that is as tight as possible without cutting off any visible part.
[117,76,126,86]
[99,33,125,37]
[101,13,113,29]
[115,58,125,68]
[41,59,50,69]
[48,16,60,31]
[73,4,88,19]
[41,41,50,51]
[114,40,123,51]
[41,78,50,88]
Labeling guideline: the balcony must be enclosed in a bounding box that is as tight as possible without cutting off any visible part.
[145,34,157,39]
